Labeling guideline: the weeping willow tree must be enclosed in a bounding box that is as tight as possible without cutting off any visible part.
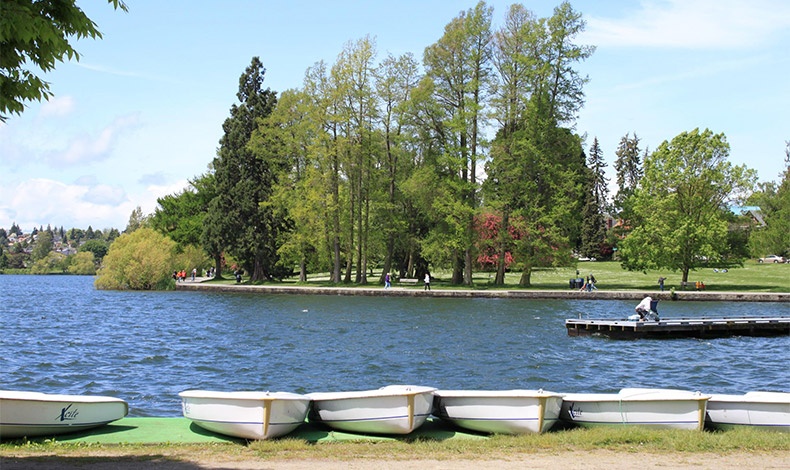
[95,228,176,290]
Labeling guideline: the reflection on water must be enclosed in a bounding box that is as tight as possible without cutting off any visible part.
[1,275,788,416]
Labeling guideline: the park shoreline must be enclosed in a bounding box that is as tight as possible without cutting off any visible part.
[176,280,790,302]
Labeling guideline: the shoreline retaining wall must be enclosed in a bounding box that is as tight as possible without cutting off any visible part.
[176,282,790,302]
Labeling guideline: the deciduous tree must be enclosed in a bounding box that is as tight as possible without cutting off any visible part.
[0,0,127,121]
[747,141,790,257]
[151,173,216,273]
[31,230,53,261]
[95,227,176,290]
[422,1,493,285]
[619,129,756,282]
[68,251,96,275]
[79,239,109,261]
[373,52,420,284]
[484,1,591,286]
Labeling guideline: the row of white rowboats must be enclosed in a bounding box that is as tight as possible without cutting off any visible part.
[1,387,788,440]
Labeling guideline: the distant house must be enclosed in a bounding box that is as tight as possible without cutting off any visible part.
[729,206,765,229]
[58,246,78,256]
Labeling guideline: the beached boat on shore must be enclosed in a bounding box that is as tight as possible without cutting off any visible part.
[560,388,710,430]
[705,391,789,432]
[434,389,563,434]
[307,385,436,435]
[179,390,311,440]
[0,390,128,438]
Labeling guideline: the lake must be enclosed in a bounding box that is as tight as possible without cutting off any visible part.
[1,275,788,417]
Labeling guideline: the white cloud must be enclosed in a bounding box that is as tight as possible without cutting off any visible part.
[54,114,141,165]
[0,178,134,231]
[583,0,790,49]
[77,62,184,85]
[0,176,193,231]
[82,184,128,205]
[39,96,75,118]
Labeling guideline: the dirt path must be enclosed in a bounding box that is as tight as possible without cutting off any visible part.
[3,450,789,470]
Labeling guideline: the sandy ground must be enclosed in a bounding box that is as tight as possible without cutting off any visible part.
[3,450,789,470]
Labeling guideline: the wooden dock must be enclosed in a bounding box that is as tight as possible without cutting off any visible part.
[565,316,790,339]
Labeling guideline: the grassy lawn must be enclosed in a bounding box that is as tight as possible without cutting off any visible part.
[212,260,790,293]
[1,427,788,462]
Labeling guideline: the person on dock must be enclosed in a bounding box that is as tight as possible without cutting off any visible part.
[635,295,653,320]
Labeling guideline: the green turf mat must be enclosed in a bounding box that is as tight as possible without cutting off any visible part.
[5,417,487,444]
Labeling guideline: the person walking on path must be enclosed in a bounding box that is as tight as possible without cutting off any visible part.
[424,273,431,291]
[384,272,391,289]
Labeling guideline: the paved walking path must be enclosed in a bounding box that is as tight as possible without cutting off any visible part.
[176,279,789,302]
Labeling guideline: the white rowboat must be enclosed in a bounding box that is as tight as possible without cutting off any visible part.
[0,390,128,438]
[179,390,310,440]
[434,389,564,434]
[560,388,710,430]
[307,385,436,435]
[705,391,789,432]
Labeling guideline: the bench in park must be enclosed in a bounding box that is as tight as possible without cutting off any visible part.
[398,278,419,285]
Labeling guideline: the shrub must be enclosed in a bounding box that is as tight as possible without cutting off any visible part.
[95,228,176,290]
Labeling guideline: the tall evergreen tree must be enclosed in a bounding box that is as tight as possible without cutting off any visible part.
[125,206,148,233]
[613,132,643,222]
[205,57,282,281]
[579,137,608,258]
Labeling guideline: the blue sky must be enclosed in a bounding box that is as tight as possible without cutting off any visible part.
[1,0,789,232]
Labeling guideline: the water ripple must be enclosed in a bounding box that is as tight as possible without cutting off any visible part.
[1,275,788,416]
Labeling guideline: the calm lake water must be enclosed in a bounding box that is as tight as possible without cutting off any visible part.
[1,275,788,417]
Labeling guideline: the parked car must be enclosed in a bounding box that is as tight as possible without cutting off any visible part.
[758,255,786,263]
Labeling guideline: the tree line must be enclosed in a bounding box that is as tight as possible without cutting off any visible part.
[0,224,120,274]
[154,2,599,287]
[128,0,786,291]
[136,1,785,290]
